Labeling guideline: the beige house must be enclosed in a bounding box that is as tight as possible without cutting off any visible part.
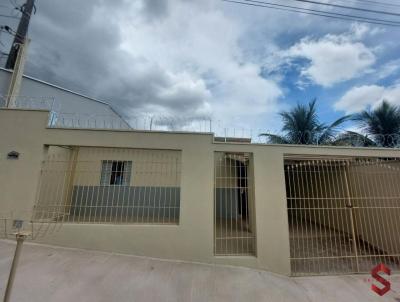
[1,108,400,276]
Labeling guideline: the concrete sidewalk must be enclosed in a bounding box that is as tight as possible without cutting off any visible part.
[0,239,398,302]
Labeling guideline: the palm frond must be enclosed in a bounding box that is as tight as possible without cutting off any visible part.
[259,133,289,144]
[352,101,400,147]
[334,131,376,147]
[318,115,352,144]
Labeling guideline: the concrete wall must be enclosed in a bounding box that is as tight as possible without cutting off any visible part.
[2,109,400,275]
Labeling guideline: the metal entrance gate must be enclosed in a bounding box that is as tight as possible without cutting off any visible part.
[285,157,400,276]
[214,152,256,256]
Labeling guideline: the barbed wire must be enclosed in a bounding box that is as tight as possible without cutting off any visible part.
[1,95,399,147]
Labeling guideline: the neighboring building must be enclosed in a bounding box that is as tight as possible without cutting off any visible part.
[0,68,130,129]
[1,108,400,277]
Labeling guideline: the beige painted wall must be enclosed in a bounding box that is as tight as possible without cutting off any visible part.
[2,109,400,275]
[70,147,181,187]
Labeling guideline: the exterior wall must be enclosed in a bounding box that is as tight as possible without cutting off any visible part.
[73,147,181,187]
[0,109,48,221]
[2,109,400,275]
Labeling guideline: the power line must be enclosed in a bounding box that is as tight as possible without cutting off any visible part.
[0,14,20,19]
[321,0,400,10]
[349,0,400,8]
[1,26,24,39]
[242,0,400,23]
[222,0,400,27]
[273,0,400,17]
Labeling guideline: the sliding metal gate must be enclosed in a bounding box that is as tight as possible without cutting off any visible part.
[285,157,400,276]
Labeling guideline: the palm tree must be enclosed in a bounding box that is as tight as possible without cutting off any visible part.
[347,101,400,148]
[260,99,351,145]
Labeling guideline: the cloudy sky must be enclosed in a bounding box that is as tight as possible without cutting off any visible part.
[1,0,400,132]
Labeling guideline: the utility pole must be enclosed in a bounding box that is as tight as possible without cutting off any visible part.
[5,0,35,70]
[5,38,30,107]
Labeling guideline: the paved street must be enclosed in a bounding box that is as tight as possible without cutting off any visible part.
[0,239,399,302]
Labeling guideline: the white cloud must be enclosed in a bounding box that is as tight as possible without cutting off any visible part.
[374,59,400,80]
[21,0,286,131]
[4,0,394,131]
[117,1,284,127]
[283,26,376,87]
[335,83,400,114]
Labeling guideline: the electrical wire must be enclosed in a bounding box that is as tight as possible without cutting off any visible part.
[273,0,400,16]
[348,0,400,8]
[243,0,400,22]
[315,0,400,10]
[0,25,24,39]
[0,14,19,19]
[9,0,19,7]
[246,0,400,24]
[222,0,400,27]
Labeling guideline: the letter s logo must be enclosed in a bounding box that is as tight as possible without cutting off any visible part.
[371,263,391,296]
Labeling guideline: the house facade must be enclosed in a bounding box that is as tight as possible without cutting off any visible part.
[1,108,400,276]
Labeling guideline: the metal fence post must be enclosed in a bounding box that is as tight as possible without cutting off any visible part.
[3,233,28,302]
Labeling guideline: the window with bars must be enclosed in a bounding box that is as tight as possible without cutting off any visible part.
[100,160,132,186]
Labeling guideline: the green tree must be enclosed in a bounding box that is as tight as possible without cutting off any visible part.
[260,99,351,145]
[345,101,400,148]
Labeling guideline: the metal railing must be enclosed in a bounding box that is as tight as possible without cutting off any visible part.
[34,146,182,225]
[285,157,400,276]
[214,152,256,256]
